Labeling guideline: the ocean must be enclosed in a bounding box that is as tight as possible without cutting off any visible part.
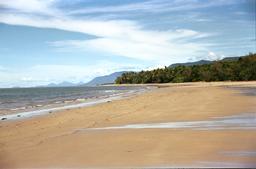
[0,86,148,120]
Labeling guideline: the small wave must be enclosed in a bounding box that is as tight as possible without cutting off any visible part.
[64,100,74,103]
[76,98,86,102]
[10,107,26,111]
[104,90,116,93]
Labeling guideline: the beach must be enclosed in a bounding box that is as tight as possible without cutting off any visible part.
[0,86,147,119]
[0,82,256,168]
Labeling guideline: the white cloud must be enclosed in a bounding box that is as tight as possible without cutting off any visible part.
[205,51,224,61]
[208,51,217,60]
[48,28,210,64]
[21,77,33,81]
[0,0,58,15]
[67,0,239,15]
[0,12,212,64]
[83,37,206,63]
[0,0,214,65]
[0,14,139,38]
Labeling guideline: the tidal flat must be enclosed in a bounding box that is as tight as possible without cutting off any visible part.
[0,81,256,168]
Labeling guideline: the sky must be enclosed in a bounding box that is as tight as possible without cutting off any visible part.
[0,0,255,88]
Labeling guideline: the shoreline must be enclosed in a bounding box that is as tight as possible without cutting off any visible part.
[1,81,256,168]
[0,87,152,121]
[2,81,255,122]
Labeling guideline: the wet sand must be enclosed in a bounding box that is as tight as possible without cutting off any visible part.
[0,82,256,168]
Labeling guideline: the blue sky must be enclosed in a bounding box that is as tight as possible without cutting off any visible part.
[0,0,255,87]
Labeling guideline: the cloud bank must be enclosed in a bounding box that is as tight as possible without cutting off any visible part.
[0,0,216,64]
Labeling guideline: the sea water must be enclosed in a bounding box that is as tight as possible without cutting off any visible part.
[0,86,147,120]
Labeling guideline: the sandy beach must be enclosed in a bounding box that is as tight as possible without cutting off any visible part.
[1,82,256,168]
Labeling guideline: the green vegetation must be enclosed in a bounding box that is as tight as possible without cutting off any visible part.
[115,53,256,84]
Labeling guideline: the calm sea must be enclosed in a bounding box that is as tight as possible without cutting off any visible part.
[0,86,147,116]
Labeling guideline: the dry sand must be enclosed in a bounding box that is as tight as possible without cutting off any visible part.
[0,81,256,168]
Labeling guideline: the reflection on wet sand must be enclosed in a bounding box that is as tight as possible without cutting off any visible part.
[75,110,256,168]
[80,112,256,131]
[198,161,256,168]
[221,151,256,157]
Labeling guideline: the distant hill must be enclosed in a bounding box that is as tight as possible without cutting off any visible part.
[39,72,127,87]
[169,57,240,68]
[221,56,240,61]
[44,81,83,87]
[169,60,212,68]
[85,71,127,86]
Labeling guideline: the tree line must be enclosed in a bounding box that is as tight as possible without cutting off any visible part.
[115,53,256,84]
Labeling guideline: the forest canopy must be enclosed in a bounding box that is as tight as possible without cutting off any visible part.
[115,53,256,84]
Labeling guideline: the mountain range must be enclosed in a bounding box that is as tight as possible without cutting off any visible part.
[84,71,127,86]
[169,57,239,68]
[43,56,240,87]
[43,71,126,87]
[43,81,84,87]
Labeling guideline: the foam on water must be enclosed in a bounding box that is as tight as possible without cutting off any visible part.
[0,89,147,121]
[0,86,148,116]
[0,96,119,121]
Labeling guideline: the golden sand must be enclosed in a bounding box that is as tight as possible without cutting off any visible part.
[1,82,256,168]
